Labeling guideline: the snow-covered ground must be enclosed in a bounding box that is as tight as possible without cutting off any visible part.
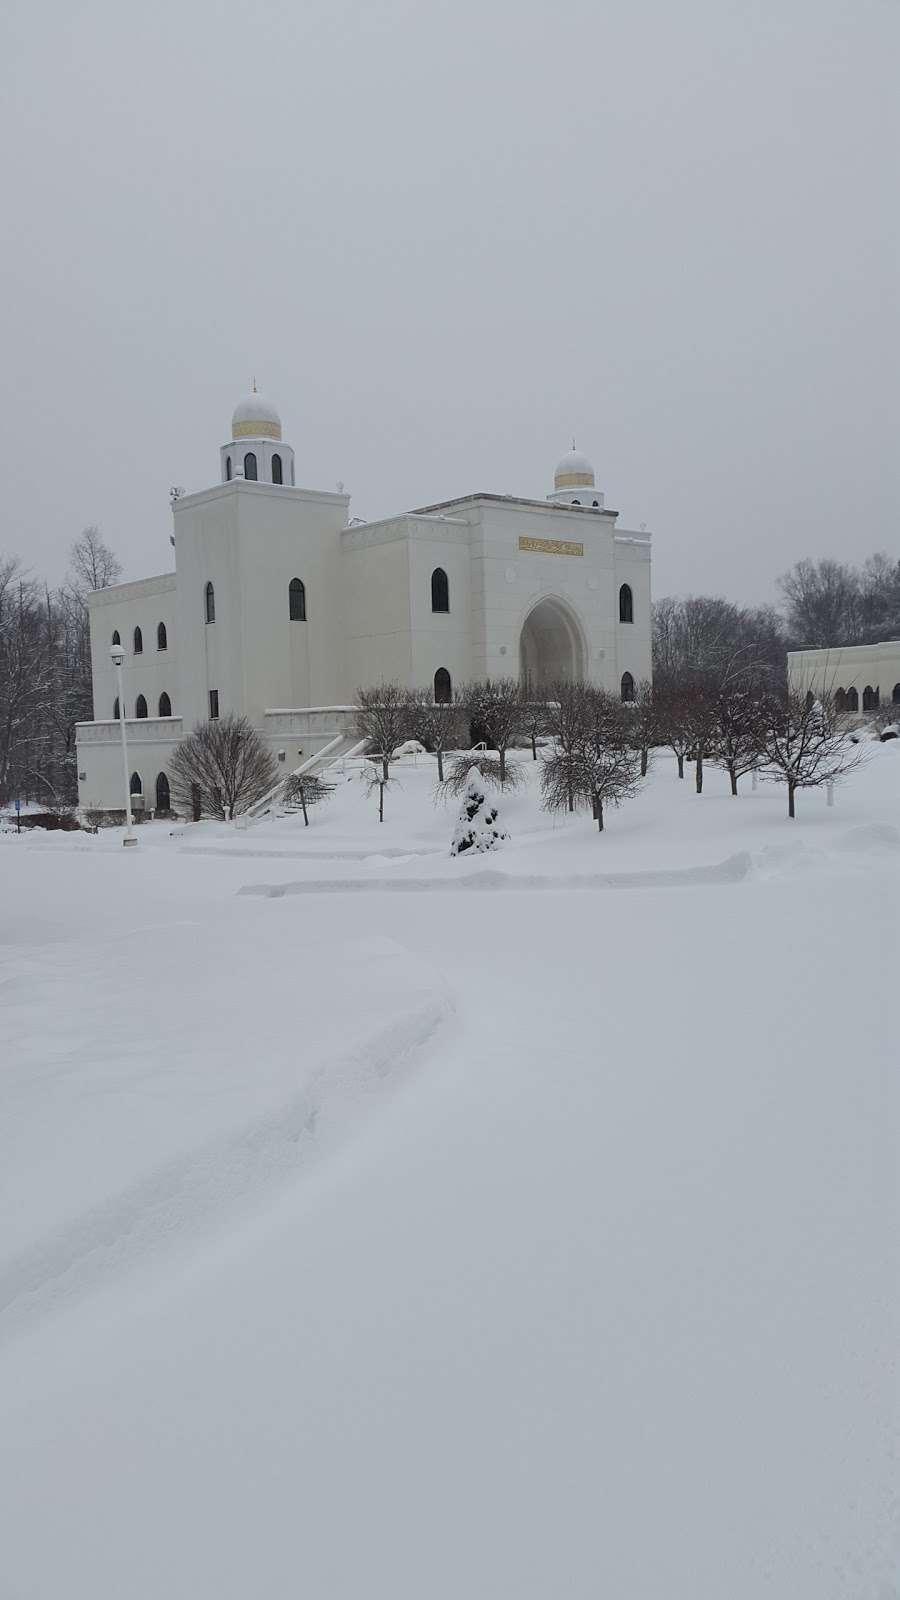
[1,747,898,1597]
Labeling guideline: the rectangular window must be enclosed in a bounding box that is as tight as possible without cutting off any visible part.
[209,689,219,719]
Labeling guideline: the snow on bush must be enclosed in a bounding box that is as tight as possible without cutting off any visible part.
[392,739,426,759]
[450,767,508,856]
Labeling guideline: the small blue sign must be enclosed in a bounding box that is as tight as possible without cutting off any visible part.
[14,798,21,814]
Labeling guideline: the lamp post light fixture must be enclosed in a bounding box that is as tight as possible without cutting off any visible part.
[110,643,138,847]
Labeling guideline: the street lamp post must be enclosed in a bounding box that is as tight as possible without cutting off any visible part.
[110,644,138,847]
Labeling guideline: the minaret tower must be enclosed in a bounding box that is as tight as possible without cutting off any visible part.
[220,384,296,487]
[547,443,604,509]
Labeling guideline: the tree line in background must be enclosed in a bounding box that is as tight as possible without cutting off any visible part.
[0,529,120,807]
[2,532,895,811]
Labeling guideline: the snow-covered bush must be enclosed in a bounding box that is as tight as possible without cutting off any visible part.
[450,767,508,855]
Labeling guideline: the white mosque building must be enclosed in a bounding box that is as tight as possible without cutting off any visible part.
[76,391,653,814]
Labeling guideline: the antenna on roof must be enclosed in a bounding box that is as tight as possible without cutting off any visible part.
[572,435,576,451]
[251,376,257,393]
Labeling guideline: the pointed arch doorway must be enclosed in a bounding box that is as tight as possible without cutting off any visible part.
[519,597,586,691]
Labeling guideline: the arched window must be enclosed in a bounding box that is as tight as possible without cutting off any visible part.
[592,500,599,507]
[135,694,148,719]
[289,578,306,621]
[158,691,172,717]
[846,687,859,712]
[155,772,170,813]
[205,582,215,624]
[244,451,258,481]
[157,621,167,651]
[572,499,581,506]
[893,684,900,705]
[272,453,283,485]
[805,690,815,710]
[431,567,449,613]
[133,626,143,654]
[620,671,635,703]
[225,455,232,481]
[619,584,634,624]
[863,685,877,711]
[835,688,847,713]
[113,696,120,720]
[111,629,121,646]
[434,667,452,704]
[130,771,142,795]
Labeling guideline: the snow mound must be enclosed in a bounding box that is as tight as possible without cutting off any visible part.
[832,822,900,856]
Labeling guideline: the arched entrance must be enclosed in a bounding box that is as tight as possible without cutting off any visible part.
[519,597,586,691]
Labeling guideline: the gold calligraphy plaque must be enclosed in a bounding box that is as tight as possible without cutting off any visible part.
[518,535,584,558]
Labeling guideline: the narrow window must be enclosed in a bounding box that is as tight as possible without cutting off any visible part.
[209,689,219,720]
[620,671,635,703]
[835,688,846,713]
[619,584,634,624]
[434,667,452,704]
[431,567,449,613]
[135,694,148,719]
[133,626,143,654]
[244,451,258,481]
[130,772,142,795]
[847,687,859,712]
[158,691,172,717]
[225,455,232,481]
[155,772,170,813]
[272,453,283,485]
[157,621,167,650]
[289,578,306,621]
[805,690,815,710]
[863,685,877,711]
[112,629,121,646]
[113,696,120,720]
[893,684,900,705]
[205,582,215,624]
[290,459,295,485]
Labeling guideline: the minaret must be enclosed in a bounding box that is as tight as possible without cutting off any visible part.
[220,384,296,487]
[547,443,604,508]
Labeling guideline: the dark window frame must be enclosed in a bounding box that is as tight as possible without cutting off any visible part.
[205,582,215,624]
[289,578,306,621]
[208,689,219,720]
[133,625,143,654]
[431,567,450,613]
[619,584,634,625]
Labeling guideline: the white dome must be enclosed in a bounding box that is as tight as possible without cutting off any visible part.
[554,448,595,490]
[231,390,282,440]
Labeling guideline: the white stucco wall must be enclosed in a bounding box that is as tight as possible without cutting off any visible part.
[88,575,178,723]
[788,641,900,707]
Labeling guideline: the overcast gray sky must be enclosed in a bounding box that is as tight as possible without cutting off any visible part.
[2,0,896,604]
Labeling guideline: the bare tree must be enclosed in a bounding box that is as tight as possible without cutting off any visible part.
[283,770,336,826]
[439,750,525,797]
[68,527,122,595]
[460,677,523,783]
[541,687,642,832]
[169,715,277,820]
[407,689,464,782]
[760,690,862,818]
[629,679,657,777]
[518,690,551,760]
[543,680,591,810]
[652,675,693,778]
[712,678,767,796]
[355,683,413,780]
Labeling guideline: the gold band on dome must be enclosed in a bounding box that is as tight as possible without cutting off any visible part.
[555,471,594,488]
[232,420,281,440]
